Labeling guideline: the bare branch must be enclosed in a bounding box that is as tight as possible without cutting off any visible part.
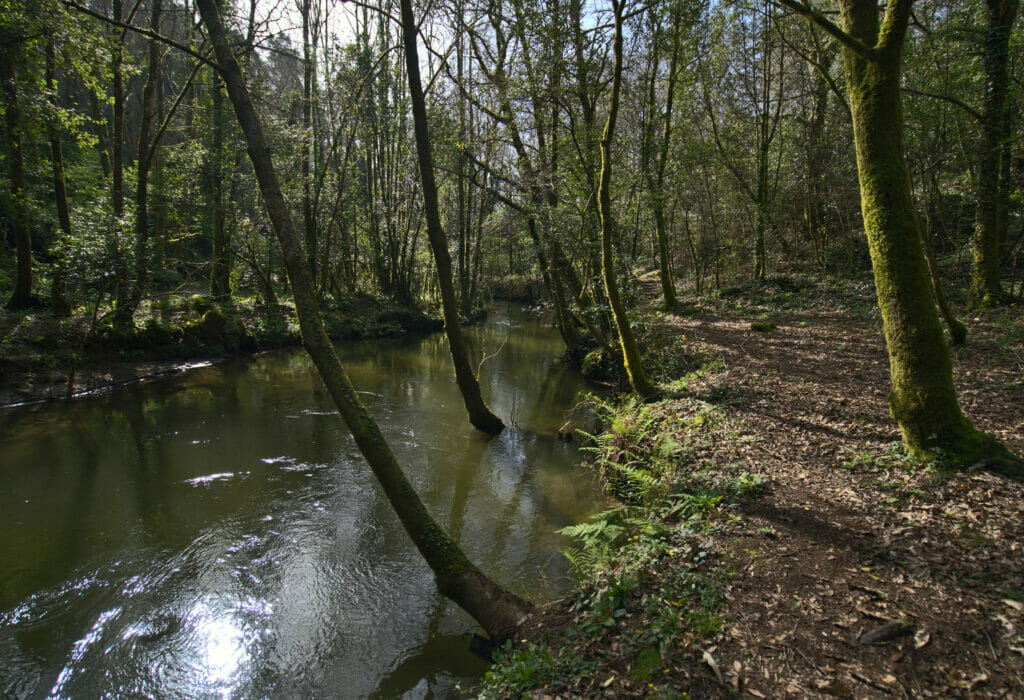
[60,0,215,68]
[902,87,981,122]
[773,0,876,59]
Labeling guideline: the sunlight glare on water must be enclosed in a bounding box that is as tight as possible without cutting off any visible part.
[0,305,601,698]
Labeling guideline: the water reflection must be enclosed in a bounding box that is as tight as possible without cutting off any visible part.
[0,305,600,698]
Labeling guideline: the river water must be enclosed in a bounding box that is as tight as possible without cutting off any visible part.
[0,305,600,699]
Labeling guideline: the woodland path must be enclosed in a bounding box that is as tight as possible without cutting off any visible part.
[652,281,1024,697]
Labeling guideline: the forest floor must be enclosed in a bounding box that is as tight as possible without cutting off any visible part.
[482,273,1024,699]
[0,292,442,407]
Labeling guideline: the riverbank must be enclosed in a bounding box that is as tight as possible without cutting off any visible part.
[0,293,442,407]
[481,274,1024,698]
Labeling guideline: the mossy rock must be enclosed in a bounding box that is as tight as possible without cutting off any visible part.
[749,321,777,333]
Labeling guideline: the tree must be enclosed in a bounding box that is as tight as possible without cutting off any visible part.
[399,0,504,434]
[114,0,164,328]
[45,38,72,315]
[701,0,787,281]
[599,0,656,398]
[642,1,685,310]
[972,0,1019,307]
[194,0,532,640]
[1,40,33,309]
[779,0,1020,473]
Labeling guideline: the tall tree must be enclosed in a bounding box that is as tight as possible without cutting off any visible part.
[114,0,164,329]
[46,38,72,316]
[399,0,504,434]
[600,0,656,398]
[972,0,1019,307]
[643,2,684,310]
[194,0,532,639]
[779,0,1020,473]
[1,42,33,309]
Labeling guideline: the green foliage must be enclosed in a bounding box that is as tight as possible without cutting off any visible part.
[841,442,915,472]
[479,640,600,698]
[730,471,766,496]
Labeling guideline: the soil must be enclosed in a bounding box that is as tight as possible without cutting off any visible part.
[678,298,1024,698]
[509,276,1024,698]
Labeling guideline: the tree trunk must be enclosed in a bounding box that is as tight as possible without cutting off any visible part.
[2,46,33,309]
[111,0,130,318]
[115,0,163,329]
[398,0,504,434]
[88,90,111,179]
[997,100,1014,261]
[210,72,231,298]
[644,7,680,311]
[46,40,72,316]
[111,0,124,218]
[833,0,1018,472]
[920,212,967,346]
[599,0,655,398]
[301,0,317,283]
[972,0,1019,307]
[195,0,531,639]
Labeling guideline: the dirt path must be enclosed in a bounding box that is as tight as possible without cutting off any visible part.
[659,289,1024,697]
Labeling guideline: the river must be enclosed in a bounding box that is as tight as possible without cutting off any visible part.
[0,305,600,698]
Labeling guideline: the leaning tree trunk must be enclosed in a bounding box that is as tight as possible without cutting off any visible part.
[920,213,967,346]
[398,0,504,434]
[2,46,33,310]
[599,0,656,398]
[835,0,1018,473]
[194,0,531,639]
[972,0,1019,307]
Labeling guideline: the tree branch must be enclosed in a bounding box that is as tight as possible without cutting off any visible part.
[773,0,876,59]
[60,0,215,68]
[902,87,981,122]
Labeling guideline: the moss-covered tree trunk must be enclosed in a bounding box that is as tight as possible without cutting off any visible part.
[825,0,1018,471]
[2,46,33,310]
[599,0,656,398]
[195,0,532,639]
[972,0,1019,307]
[398,0,503,434]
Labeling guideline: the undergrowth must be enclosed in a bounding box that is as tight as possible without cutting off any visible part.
[479,393,763,698]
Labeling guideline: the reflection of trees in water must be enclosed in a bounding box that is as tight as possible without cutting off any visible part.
[2,306,593,697]
[369,630,487,699]
[58,413,101,579]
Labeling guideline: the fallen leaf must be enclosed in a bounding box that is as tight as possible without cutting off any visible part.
[702,649,724,684]
[814,677,852,697]
[858,619,914,644]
